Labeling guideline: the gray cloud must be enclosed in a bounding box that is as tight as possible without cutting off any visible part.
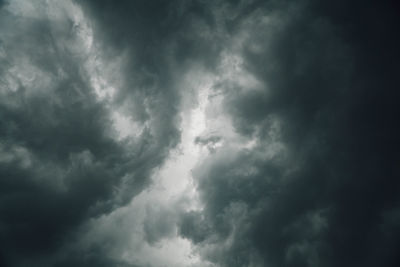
[1,0,399,266]
[0,0,193,265]
[177,1,400,267]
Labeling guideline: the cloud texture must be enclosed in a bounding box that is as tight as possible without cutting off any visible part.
[0,0,399,266]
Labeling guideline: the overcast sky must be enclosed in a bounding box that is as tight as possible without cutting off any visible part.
[0,0,399,266]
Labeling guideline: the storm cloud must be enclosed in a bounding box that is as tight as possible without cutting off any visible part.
[0,0,399,266]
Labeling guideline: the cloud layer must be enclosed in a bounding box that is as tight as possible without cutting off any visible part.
[1,0,399,266]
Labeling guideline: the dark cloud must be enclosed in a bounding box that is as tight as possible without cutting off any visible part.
[0,0,200,265]
[177,0,400,267]
[1,0,399,266]
[194,135,222,153]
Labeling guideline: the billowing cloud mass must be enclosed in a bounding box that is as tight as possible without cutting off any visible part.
[0,0,399,266]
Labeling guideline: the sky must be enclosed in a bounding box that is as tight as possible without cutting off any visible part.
[0,0,399,266]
